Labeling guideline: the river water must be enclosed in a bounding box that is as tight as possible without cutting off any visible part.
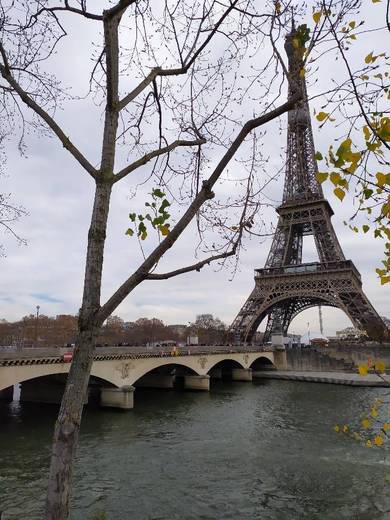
[1,380,390,519]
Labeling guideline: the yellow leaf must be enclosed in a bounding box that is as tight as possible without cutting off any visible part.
[299,68,306,78]
[363,125,371,140]
[275,1,281,13]
[349,21,356,29]
[366,440,372,448]
[330,172,342,186]
[334,187,345,201]
[362,418,371,429]
[334,424,340,432]
[358,364,368,376]
[374,361,386,373]
[374,435,384,446]
[377,172,386,187]
[316,172,328,184]
[383,422,390,431]
[353,432,362,441]
[372,0,381,3]
[343,425,349,433]
[158,225,170,236]
[371,408,379,418]
[313,11,322,23]
[316,111,329,122]
[365,52,374,64]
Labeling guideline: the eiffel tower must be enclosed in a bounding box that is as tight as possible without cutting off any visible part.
[230,27,388,345]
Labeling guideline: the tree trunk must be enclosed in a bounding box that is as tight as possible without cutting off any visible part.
[45,181,112,520]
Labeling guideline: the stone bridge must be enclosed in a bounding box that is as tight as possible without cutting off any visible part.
[0,346,285,409]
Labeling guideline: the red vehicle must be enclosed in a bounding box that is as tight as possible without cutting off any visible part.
[63,351,73,362]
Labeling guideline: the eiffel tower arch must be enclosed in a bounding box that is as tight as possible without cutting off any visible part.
[230,28,388,345]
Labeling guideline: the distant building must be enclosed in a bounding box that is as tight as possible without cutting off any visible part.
[336,326,367,340]
[167,324,187,336]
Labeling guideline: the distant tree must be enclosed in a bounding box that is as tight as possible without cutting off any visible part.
[126,317,168,345]
[191,314,226,344]
[0,1,364,517]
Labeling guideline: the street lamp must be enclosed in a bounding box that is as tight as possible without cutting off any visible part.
[35,305,40,347]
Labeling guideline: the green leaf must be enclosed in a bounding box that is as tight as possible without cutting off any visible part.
[362,225,370,233]
[125,228,134,237]
[159,199,171,214]
[129,213,136,222]
[316,171,328,184]
[314,151,323,161]
[138,222,147,236]
[363,188,374,199]
[334,187,345,201]
[152,188,165,198]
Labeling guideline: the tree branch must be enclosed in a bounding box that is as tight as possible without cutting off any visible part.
[97,92,301,324]
[28,4,103,26]
[118,0,239,111]
[113,138,206,183]
[146,248,237,280]
[104,0,138,19]
[0,45,97,179]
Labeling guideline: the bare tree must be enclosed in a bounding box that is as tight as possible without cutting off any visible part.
[0,191,27,255]
[0,0,361,517]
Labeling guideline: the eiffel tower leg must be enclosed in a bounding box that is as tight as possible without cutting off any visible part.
[338,288,387,341]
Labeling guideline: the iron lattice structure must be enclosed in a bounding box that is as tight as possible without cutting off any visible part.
[230,30,388,344]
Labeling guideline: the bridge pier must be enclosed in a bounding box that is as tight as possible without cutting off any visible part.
[135,374,174,389]
[273,349,288,370]
[100,386,134,410]
[231,368,252,381]
[184,375,210,391]
[0,385,14,402]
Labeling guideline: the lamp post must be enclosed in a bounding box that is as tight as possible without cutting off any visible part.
[35,305,40,347]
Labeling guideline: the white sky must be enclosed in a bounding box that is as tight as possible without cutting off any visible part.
[0,1,389,336]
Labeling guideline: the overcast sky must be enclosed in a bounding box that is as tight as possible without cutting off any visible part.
[0,1,389,336]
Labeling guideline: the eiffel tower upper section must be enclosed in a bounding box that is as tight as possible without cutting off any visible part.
[229,26,388,344]
[265,28,345,269]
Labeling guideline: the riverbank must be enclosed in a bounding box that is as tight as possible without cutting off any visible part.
[253,370,390,387]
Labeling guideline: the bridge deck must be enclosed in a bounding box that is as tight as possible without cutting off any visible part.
[0,346,272,367]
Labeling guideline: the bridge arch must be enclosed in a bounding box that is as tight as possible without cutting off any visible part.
[206,358,245,373]
[126,358,202,386]
[0,363,120,391]
[132,361,200,387]
[249,355,276,371]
